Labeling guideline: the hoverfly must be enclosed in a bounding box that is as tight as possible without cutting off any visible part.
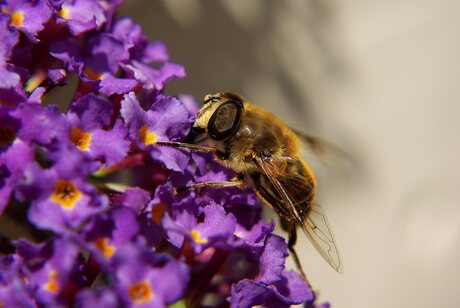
[157,92,343,276]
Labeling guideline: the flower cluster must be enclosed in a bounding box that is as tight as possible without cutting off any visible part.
[0,1,329,307]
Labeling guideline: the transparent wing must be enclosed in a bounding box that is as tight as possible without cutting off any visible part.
[290,128,353,171]
[302,202,343,273]
[254,156,302,222]
[254,156,344,273]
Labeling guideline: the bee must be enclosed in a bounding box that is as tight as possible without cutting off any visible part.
[157,92,343,275]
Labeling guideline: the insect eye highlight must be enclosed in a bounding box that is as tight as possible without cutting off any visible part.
[207,101,243,141]
[203,95,220,105]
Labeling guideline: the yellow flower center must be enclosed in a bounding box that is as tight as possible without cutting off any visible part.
[94,238,115,259]
[190,230,208,244]
[43,271,59,293]
[10,10,23,26]
[138,125,156,145]
[128,280,153,304]
[50,180,81,209]
[70,127,91,151]
[57,6,69,19]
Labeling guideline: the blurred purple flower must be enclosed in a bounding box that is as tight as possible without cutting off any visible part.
[0,254,36,307]
[111,244,190,307]
[74,288,119,308]
[10,103,68,145]
[80,206,139,263]
[16,237,85,306]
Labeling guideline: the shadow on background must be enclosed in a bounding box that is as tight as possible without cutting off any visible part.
[120,1,460,308]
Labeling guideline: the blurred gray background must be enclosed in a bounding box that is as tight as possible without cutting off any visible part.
[120,1,460,307]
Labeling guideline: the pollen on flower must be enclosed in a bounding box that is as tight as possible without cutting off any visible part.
[70,127,92,150]
[190,230,208,244]
[94,238,115,259]
[127,280,153,304]
[151,203,167,224]
[43,271,59,293]
[57,6,69,19]
[138,125,156,145]
[50,180,81,209]
[10,10,23,26]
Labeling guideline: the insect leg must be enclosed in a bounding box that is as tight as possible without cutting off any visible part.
[287,226,305,277]
[155,141,216,153]
[174,180,244,194]
[288,226,315,293]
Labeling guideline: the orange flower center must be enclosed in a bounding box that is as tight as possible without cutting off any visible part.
[43,271,59,293]
[94,238,115,259]
[50,180,81,209]
[70,127,91,150]
[127,280,153,304]
[10,10,23,26]
[138,125,156,145]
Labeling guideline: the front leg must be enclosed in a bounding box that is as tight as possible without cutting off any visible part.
[155,141,216,153]
[174,180,244,194]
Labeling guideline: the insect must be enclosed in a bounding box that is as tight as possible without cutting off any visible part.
[157,92,343,276]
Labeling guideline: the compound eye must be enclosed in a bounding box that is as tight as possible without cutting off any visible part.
[208,101,243,140]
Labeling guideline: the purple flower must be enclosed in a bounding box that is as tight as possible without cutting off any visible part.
[0,105,35,211]
[231,270,313,308]
[121,91,192,171]
[74,288,119,308]
[121,92,191,144]
[1,0,52,41]
[124,60,186,91]
[48,37,83,74]
[163,201,237,253]
[17,145,107,233]
[10,103,68,146]
[80,206,139,263]
[111,244,190,307]
[66,93,130,166]
[98,73,139,96]
[112,19,168,64]
[0,254,35,307]
[0,13,19,61]
[0,138,33,212]
[113,186,151,214]
[56,0,106,35]
[225,231,312,307]
[16,237,85,306]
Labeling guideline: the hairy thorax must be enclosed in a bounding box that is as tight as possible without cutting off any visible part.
[208,105,299,175]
